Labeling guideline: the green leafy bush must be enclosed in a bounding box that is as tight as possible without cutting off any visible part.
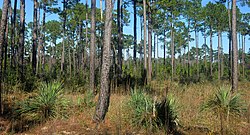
[201,86,245,134]
[16,81,69,122]
[127,90,158,130]
[77,90,95,110]
[156,94,179,133]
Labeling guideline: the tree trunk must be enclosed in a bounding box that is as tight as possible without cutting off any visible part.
[195,26,199,76]
[61,0,67,74]
[147,2,152,84]
[93,0,113,122]
[133,0,137,64]
[171,18,174,80]
[231,0,238,92]
[32,0,38,74]
[3,3,10,81]
[0,0,10,114]
[209,27,213,78]
[143,0,147,83]
[218,31,221,80]
[163,30,166,66]
[117,0,122,76]
[242,35,245,78]
[18,0,25,81]
[41,5,46,74]
[10,0,17,68]
[188,20,190,77]
[90,0,96,93]
[227,0,232,81]
[85,0,88,70]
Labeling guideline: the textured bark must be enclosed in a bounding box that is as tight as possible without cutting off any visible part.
[188,20,190,77]
[171,20,174,80]
[195,26,199,75]
[228,1,232,80]
[231,0,238,92]
[133,0,137,63]
[164,30,166,65]
[42,5,46,73]
[143,0,147,81]
[61,0,67,74]
[3,3,10,80]
[10,0,17,67]
[90,0,96,93]
[218,31,221,80]
[18,0,25,81]
[32,0,38,74]
[0,0,10,113]
[209,27,213,77]
[242,35,245,77]
[93,0,113,122]
[117,0,122,75]
[147,3,152,83]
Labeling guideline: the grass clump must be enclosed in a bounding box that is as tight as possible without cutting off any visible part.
[16,81,69,122]
[127,90,158,131]
[127,90,180,133]
[77,90,95,110]
[156,94,179,133]
[201,86,245,134]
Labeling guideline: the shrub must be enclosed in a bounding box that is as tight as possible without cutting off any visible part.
[77,90,95,110]
[201,86,245,134]
[156,94,179,133]
[127,90,158,131]
[16,81,69,122]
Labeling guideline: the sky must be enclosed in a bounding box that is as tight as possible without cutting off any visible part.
[0,0,249,58]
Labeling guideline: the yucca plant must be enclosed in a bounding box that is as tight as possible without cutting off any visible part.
[127,90,158,131]
[156,94,179,133]
[16,81,69,122]
[201,86,245,135]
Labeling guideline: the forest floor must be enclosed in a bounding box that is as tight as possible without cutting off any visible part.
[0,81,250,135]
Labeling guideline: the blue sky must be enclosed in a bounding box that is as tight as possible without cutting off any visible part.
[1,0,249,58]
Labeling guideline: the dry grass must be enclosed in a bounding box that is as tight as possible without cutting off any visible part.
[1,81,249,135]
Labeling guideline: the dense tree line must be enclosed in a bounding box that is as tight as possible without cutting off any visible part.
[0,0,249,122]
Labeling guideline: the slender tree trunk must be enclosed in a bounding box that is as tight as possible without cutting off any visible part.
[61,0,67,74]
[100,0,103,21]
[147,2,152,83]
[188,20,190,77]
[93,0,113,122]
[221,33,224,78]
[90,0,96,93]
[171,17,174,80]
[218,31,221,80]
[10,0,17,68]
[143,0,147,83]
[37,7,41,74]
[3,3,10,81]
[32,0,38,75]
[195,26,199,76]
[117,0,122,76]
[242,35,245,78]
[42,5,46,74]
[231,0,238,92]
[0,0,9,113]
[133,0,137,64]
[209,27,213,78]
[85,0,88,70]
[163,30,166,65]
[18,0,25,81]
[228,0,232,81]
